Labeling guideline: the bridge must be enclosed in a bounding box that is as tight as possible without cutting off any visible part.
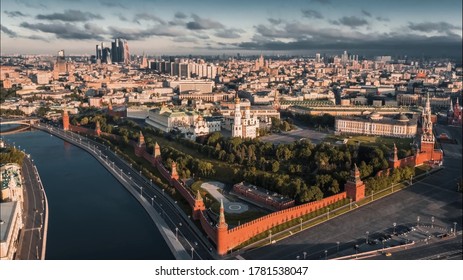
[0,118,41,135]
[0,117,41,126]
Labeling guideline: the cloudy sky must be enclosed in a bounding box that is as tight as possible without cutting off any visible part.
[1,0,462,58]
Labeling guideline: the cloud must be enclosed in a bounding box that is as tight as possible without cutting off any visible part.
[20,22,105,40]
[15,0,47,9]
[301,9,324,19]
[310,0,331,5]
[26,35,49,41]
[1,24,18,38]
[238,20,461,58]
[361,10,372,17]
[268,18,282,25]
[186,14,224,30]
[172,36,198,43]
[214,28,245,39]
[107,25,184,40]
[408,21,460,35]
[115,13,128,21]
[333,16,368,28]
[174,12,187,19]
[376,16,390,22]
[4,11,28,18]
[36,10,103,22]
[133,13,166,25]
[99,0,125,8]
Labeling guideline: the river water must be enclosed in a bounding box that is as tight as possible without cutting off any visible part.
[1,129,174,260]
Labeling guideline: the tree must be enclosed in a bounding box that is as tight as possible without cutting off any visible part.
[271,160,280,173]
[80,117,89,126]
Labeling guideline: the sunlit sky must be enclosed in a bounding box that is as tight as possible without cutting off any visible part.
[1,0,462,57]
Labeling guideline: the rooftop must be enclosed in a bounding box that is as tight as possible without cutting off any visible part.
[0,201,18,243]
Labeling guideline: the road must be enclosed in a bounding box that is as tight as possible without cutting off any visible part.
[370,235,462,260]
[242,124,462,260]
[34,123,215,260]
[15,155,47,260]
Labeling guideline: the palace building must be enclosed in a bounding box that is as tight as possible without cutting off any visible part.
[335,112,418,138]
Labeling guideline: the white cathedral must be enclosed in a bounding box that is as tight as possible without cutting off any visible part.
[231,95,260,139]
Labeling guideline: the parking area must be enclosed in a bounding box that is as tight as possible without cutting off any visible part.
[260,127,329,145]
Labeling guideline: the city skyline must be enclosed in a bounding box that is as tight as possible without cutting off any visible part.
[1,0,462,58]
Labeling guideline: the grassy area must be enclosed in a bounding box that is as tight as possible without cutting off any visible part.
[327,134,413,151]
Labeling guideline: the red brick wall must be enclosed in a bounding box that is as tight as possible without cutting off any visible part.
[223,192,347,252]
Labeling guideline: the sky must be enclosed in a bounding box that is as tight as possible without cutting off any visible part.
[1,0,462,58]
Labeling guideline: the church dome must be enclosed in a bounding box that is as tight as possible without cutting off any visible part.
[398,114,409,122]
[369,112,382,120]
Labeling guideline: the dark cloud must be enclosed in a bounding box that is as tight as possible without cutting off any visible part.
[238,21,462,58]
[186,14,224,30]
[333,16,368,28]
[361,10,372,17]
[4,11,28,18]
[36,10,103,22]
[376,16,390,22]
[133,13,166,25]
[301,9,324,19]
[268,18,282,25]
[174,12,187,19]
[1,24,18,38]
[408,21,459,35]
[27,35,49,41]
[310,0,331,5]
[98,0,125,8]
[214,28,245,39]
[20,22,105,40]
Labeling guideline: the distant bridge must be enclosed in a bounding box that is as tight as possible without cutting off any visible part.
[0,118,41,126]
[0,118,41,135]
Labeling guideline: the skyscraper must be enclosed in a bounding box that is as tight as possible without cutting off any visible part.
[111,38,130,65]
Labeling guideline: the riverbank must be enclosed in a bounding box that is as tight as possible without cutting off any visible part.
[32,124,190,260]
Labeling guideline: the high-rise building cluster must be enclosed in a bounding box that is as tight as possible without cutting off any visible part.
[149,59,218,79]
[92,38,130,65]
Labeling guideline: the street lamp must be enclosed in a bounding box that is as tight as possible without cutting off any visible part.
[393,222,397,235]
[327,207,330,220]
[175,227,178,240]
[366,231,369,244]
[431,216,435,228]
[296,255,300,260]
[453,222,457,236]
[300,218,303,231]
[151,197,154,206]
[324,250,328,260]
[191,247,194,259]
[269,230,272,244]
[303,251,307,260]
[336,241,340,255]
[371,190,374,202]
[139,186,143,197]
[349,198,352,210]
[417,216,420,227]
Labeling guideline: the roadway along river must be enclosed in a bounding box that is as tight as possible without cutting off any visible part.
[2,129,174,260]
